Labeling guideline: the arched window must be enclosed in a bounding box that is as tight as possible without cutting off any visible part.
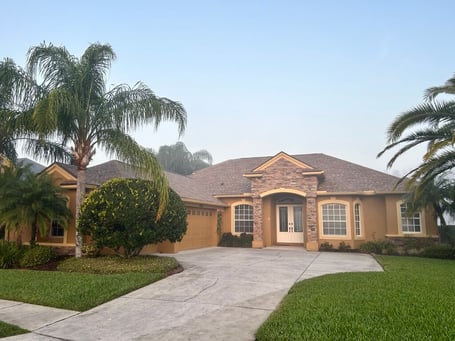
[321,203,347,236]
[234,204,253,233]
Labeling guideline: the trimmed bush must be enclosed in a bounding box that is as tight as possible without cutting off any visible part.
[319,242,334,251]
[57,255,179,274]
[81,244,101,258]
[0,240,22,269]
[78,178,187,257]
[338,241,351,252]
[420,245,455,259]
[360,240,396,255]
[218,232,252,247]
[19,246,56,268]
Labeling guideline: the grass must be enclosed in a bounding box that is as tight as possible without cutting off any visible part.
[0,321,29,338]
[256,256,455,341]
[0,255,179,311]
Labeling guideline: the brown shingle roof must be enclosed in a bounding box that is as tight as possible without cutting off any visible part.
[51,153,404,205]
[190,153,405,195]
[53,160,224,206]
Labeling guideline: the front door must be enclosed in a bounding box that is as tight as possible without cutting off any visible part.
[276,205,304,243]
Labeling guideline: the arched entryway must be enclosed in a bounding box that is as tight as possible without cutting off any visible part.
[260,189,307,246]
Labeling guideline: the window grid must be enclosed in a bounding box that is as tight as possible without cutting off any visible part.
[354,203,361,236]
[322,203,347,235]
[400,203,421,233]
[234,204,253,233]
[51,221,64,237]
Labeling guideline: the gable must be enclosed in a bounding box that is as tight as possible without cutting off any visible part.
[252,152,315,172]
[43,163,77,185]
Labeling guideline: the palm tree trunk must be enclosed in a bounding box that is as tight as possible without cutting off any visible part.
[75,168,86,257]
[30,221,37,248]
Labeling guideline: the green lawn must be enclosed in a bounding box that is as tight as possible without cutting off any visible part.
[0,256,179,311]
[0,321,28,338]
[256,256,455,341]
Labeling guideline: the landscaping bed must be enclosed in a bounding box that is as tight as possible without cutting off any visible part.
[0,254,181,311]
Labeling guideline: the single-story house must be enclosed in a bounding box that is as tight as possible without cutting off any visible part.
[10,151,438,253]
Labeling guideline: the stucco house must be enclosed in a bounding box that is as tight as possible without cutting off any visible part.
[11,151,438,253]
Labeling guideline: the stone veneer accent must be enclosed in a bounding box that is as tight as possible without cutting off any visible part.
[249,158,319,248]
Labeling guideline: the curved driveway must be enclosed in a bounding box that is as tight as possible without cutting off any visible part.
[3,247,382,340]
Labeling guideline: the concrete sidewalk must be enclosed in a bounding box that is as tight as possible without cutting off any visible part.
[2,247,382,340]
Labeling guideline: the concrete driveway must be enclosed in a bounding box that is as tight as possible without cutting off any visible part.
[2,247,382,340]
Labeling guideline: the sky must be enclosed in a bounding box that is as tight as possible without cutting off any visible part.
[2,0,455,176]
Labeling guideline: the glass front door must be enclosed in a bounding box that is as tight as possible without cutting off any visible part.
[277,205,304,243]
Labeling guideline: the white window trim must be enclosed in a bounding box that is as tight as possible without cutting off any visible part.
[353,201,364,239]
[318,199,351,239]
[396,201,426,236]
[231,200,254,235]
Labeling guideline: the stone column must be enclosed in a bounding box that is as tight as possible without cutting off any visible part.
[305,196,319,251]
[252,195,264,248]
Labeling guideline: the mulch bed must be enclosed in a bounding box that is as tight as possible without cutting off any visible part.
[27,256,72,271]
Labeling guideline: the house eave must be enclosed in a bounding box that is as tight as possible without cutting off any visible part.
[181,198,227,208]
[316,190,406,196]
[243,173,263,178]
[213,193,253,199]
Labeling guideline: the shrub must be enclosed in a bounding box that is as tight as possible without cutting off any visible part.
[81,243,101,258]
[57,255,179,274]
[218,233,252,247]
[319,242,334,251]
[420,245,455,259]
[338,242,351,252]
[0,240,22,269]
[19,245,56,268]
[360,241,396,255]
[402,237,436,252]
[78,178,187,257]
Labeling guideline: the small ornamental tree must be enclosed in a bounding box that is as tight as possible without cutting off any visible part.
[78,178,187,257]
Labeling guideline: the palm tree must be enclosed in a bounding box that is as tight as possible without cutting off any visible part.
[377,97,455,188]
[0,164,72,247]
[0,58,71,165]
[4,43,187,256]
[152,141,213,175]
[424,73,455,101]
[404,177,455,227]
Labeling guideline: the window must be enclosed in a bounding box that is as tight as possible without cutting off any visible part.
[234,204,253,233]
[51,221,64,237]
[354,203,361,237]
[322,203,347,236]
[400,203,421,233]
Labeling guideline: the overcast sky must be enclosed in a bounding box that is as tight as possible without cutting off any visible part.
[2,0,454,176]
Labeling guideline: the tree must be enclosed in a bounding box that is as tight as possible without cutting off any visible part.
[424,73,455,101]
[152,141,212,175]
[403,177,455,228]
[78,178,187,257]
[378,79,455,190]
[2,43,187,256]
[0,164,72,247]
[0,57,72,165]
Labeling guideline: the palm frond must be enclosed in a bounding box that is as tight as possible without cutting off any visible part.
[101,82,187,135]
[21,138,72,164]
[97,129,169,218]
[424,74,455,102]
[387,101,455,143]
